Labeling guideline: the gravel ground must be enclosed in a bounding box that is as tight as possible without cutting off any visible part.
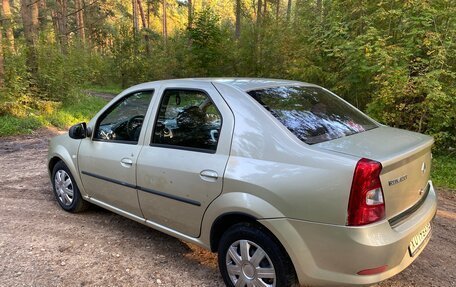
[0,128,454,287]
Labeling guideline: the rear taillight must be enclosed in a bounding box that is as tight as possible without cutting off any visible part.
[347,158,385,226]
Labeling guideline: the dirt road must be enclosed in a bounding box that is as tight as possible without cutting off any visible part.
[0,129,455,287]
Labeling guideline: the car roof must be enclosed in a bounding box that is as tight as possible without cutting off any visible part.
[191,78,316,91]
[129,78,317,93]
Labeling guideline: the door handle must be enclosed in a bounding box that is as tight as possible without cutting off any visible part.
[120,158,133,168]
[200,170,218,182]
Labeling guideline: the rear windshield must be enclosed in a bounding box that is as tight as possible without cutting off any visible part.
[248,86,378,144]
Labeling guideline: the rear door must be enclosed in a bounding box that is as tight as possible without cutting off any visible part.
[78,90,155,217]
[137,82,234,237]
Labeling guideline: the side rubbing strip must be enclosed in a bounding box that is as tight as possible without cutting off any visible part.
[81,171,136,189]
[80,170,201,207]
[137,186,201,206]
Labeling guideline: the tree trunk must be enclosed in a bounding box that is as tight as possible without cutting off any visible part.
[0,23,4,88]
[137,0,147,29]
[263,0,267,16]
[51,10,59,43]
[53,0,68,53]
[147,0,150,28]
[1,0,15,53]
[255,0,263,75]
[137,0,150,53]
[60,0,68,52]
[132,0,138,35]
[276,0,280,19]
[257,0,262,24]
[38,0,49,29]
[187,0,192,29]
[286,0,292,21]
[75,0,86,43]
[20,0,39,83]
[162,0,167,42]
[235,0,241,38]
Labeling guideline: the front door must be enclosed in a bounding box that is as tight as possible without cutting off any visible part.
[137,83,234,237]
[78,91,154,217]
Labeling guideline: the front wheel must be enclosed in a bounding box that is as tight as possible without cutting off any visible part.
[52,161,89,212]
[218,223,298,287]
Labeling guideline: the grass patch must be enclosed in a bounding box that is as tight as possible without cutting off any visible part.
[0,93,107,137]
[431,154,456,190]
[0,114,43,136]
[47,94,107,129]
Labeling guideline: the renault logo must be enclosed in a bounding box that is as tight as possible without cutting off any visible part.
[421,162,427,174]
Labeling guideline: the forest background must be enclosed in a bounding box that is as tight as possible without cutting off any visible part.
[0,0,454,188]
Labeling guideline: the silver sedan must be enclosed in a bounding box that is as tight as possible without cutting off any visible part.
[48,78,437,286]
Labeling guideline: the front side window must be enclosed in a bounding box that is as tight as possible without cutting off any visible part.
[248,86,378,144]
[94,91,154,143]
[152,89,222,152]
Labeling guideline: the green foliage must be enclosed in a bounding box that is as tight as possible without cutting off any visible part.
[110,25,150,88]
[46,93,107,128]
[187,9,234,76]
[363,0,456,150]
[36,42,106,101]
[432,154,456,190]
[0,93,106,136]
[2,52,30,98]
[0,114,43,136]
[82,84,123,95]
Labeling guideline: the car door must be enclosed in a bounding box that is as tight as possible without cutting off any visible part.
[137,82,234,237]
[78,90,155,217]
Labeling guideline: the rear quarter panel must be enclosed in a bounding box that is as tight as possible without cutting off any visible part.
[213,82,358,225]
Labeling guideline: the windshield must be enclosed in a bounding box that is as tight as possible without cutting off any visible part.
[248,86,378,144]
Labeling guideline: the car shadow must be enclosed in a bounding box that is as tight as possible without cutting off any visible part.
[81,203,220,274]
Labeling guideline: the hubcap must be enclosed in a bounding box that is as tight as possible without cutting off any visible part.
[54,170,74,206]
[242,263,255,279]
[226,240,276,287]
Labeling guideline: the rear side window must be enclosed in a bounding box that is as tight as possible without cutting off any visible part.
[151,89,222,152]
[248,86,377,144]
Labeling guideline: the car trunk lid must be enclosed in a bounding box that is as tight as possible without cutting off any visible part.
[315,126,433,220]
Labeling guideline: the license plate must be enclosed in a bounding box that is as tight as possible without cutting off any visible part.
[408,222,431,256]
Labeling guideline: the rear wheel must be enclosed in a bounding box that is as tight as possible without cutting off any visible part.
[52,161,88,212]
[218,223,297,287]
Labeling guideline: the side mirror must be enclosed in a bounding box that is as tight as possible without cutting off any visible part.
[69,122,87,139]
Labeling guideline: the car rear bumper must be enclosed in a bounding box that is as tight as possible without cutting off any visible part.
[259,180,437,286]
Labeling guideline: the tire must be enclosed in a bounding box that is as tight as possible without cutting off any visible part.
[218,222,298,287]
[52,161,89,213]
